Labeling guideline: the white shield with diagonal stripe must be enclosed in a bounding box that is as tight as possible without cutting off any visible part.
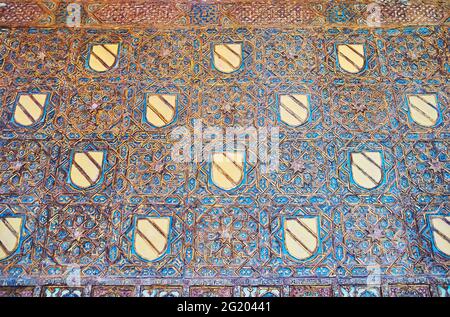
[145,94,177,128]
[430,216,450,257]
[0,216,23,261]
[69,151,105,189]
[284,216,319,261]
[13,93,49,127]
[88,43,120,73]
[210,151,245,191]
[407,94,440,127]
[279,94,310,127]
[350,151,383,190]
[337,44,366,74]
[133,217,171,262]
[212,43,243,74]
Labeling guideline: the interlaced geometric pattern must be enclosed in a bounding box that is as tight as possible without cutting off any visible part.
[0,0,448,297]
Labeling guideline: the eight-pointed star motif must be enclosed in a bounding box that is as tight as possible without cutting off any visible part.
[291,159,306,173]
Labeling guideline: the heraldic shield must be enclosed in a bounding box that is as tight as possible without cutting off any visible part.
[212,43,243,74]
[430,216,450,257]
[133,217,171,262]
[407,94,440,127]
[350,151,383,190]
[279,94,310,127]
[69,151,106,189]
[0,216,23,261]
[210,151,245,191]
[284,216,319,261]
[13,93,49,127]
[88,43,120,73]
[336,44,366,74]
[145,94,177,128]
